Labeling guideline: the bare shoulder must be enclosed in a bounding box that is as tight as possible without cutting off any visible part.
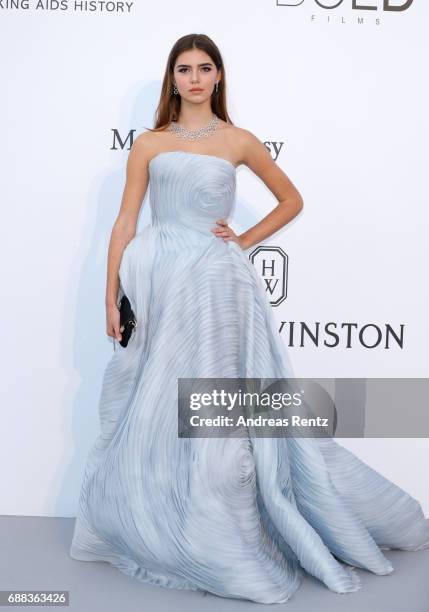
[217,121,243,139]
[228,126,304,206]
[232,127,273,168]
[216,122,257,167]
[130,130,166,165]
[217,123,272,168]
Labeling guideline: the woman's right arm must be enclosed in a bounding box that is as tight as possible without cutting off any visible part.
[105,135,150,341]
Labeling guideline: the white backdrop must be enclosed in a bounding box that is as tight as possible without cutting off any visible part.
[1,0,428,517]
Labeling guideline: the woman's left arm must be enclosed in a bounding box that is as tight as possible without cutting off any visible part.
[212,129,304,251]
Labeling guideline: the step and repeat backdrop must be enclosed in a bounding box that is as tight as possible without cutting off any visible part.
[1,0,428,515]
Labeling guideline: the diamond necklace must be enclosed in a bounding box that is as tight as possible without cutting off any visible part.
[168,113,219,141]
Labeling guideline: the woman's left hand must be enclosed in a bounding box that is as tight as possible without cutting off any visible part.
[211,219,244,249]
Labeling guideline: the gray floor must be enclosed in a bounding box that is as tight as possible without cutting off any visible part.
[1,516,428,612]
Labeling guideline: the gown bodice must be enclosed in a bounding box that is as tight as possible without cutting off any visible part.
[148,151,237,236]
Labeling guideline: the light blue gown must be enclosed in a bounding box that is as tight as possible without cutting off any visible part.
[70,150,429,604]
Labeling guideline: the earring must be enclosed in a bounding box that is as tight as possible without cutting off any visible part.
[215,82,219,93]
[173,84,178,95]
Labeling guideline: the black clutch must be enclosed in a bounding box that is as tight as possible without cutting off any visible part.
[118,294,137,348]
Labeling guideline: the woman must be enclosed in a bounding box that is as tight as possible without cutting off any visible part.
[70,33,429,604]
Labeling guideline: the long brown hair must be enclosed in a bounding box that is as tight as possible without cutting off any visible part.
[145,33,234,132]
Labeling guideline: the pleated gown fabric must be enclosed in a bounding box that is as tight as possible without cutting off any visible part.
[69,150,429,604]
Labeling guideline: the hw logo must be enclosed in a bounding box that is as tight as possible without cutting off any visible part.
[250,246,288,307]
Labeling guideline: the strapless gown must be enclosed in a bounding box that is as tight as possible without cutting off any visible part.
[69,150,429,604]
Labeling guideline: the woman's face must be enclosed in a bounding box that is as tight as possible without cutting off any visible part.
[173,48,220,103]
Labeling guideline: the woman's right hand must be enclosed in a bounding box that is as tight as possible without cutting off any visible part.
[106,302,122,342]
